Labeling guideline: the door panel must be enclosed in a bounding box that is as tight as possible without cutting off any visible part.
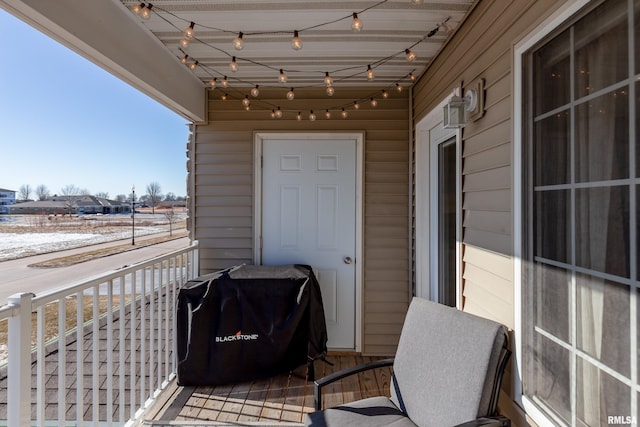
[262,138,356,349]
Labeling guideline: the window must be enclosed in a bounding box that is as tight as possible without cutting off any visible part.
[523,0,639,425]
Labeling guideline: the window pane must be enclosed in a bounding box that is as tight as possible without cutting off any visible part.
[525,334,571,424]
[535,190,570,263]
[576,274,630,376]
[438,139,456,307]
[575,186,629,278]
[535,113,570,186]
[576,358,631,426]
[575,92,629,182]
[534,29,570,114]
[535,263,570,342]
[574,0,628,99]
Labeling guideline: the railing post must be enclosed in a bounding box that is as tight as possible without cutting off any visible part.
[8,292,34,426]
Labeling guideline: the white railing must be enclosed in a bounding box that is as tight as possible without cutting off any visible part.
[0,241,199,426]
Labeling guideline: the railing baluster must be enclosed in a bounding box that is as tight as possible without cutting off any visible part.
[76,291,84,426]
[130,271,137,421]
[119,276,126,424]
[92,285,99,423]
[140,267,147,406]
[7,293,33,427]
[58,295,66,427]
[106,279,113,425]
[149,263,155,400]
[36,305,45,427]
[158,261,163,392]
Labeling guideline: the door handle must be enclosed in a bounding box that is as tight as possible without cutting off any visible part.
[344,257,353,264]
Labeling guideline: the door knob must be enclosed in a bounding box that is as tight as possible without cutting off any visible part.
[344,257,353,264]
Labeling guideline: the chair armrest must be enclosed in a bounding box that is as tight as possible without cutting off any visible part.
[314,358,394,410]
[454,416,511,427]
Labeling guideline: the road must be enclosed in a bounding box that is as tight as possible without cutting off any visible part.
[0,234,191,305]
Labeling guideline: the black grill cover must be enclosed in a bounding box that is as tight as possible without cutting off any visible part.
[176,264,327,386]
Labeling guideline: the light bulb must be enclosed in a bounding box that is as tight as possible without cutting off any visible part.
[221,76,228,88]
[341,108,348,119]
[411,0,424,4]
[180,38,190,49]
[405,48,416,62]
[292,30,303,50]
[353,101,360,110]
[132,3,144,15]
[221,93,228,100]
[352,13,363,31]
[140,4,152,20]
[309,110,316,121]
[271,110,276,119]
[209,78,217,87]
[189,60,198,70]
[370,98,378,107]
[325,109,331,119]
[366,65,374,81]
[229,56,238,72]
[275,107,283,118]
[396,83,403,92]
[245,105,251,111]
[233,32,244,50]
[279,69,287,83]
[326,85,335,96]
[180,54,189,64]
[184,22,195,39]
[287,88,295,100]
[382,90,389,99]
[324,72,333,86]
[297,112,302,121]
[242,95,250,107]
[251,85,260,97]
[409,72,416,81]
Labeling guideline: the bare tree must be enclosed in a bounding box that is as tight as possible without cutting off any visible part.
[60,184,81,216]
[115,194,127,203]
[163,207,177,236]
[18,184,32,201]
[164,192,176,202]
[35,184,50,201]
[95,192,110,199]
[146,182,162,214]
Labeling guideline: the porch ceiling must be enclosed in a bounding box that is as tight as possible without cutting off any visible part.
[0,0,475,122]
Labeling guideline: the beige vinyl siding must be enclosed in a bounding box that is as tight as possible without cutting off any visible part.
[190,87,410,355]
[411,0,572,418]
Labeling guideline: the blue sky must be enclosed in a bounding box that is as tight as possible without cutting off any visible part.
[0,9,190,200]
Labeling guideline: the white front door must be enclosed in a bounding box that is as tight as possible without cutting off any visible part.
[258,135,360,349]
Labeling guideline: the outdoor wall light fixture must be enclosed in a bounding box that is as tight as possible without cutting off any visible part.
[443,89,478,129]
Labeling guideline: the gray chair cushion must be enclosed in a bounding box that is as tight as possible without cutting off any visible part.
[390,298,507,427]
[304,396,417,427]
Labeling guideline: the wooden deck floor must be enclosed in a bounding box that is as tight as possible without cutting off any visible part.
[143,354,393,426]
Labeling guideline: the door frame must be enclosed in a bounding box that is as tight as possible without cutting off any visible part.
[253,131,364,352]
[414,95,462,309]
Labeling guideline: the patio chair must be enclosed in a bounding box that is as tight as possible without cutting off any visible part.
[305,297,511,427]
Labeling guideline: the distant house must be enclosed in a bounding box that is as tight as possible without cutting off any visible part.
[0,188,16,214]
[8,195,130,215]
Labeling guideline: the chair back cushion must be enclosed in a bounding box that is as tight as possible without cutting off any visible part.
[390,298,507,427]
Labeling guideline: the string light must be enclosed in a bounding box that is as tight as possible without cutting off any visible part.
[325,109,331,119]
[287,88,295,100]
[326,86,335,96]
[221,93,228,100]
[291,30,303,50]
[409,72,416,81]
[180,54,189,64]
[271,110,276,119]
[324,72,333,87]
[184,21,195,38]
[366,65,375,81]
[251,85,260,97]
[275,107,283,118]
[189,60,198,70]
[382,90,389,98]
[353,101,360,110]
[242,95,251,107]
[221,76,228,87]
[411,0,424,4]
[209,77,217,87]
[341,108,348,119]
[297,112,302,120]
[132,3,144,15]
[180,38,190,49]
[352,13,363,31]
[405,48,416,62]
[229,56,238,72]
[279,69,288,83]
[140,3,152,20]
[309,110,316,121]
[233,32,244,50]
[370,98,378,107]
[396,83,403,92]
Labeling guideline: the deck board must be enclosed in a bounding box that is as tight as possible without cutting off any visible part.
[146,355,392,425]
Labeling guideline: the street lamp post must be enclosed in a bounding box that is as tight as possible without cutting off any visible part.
[131,186,136,245]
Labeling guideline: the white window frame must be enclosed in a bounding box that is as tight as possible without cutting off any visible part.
[513,0,598,425]
[415,93,462,309]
